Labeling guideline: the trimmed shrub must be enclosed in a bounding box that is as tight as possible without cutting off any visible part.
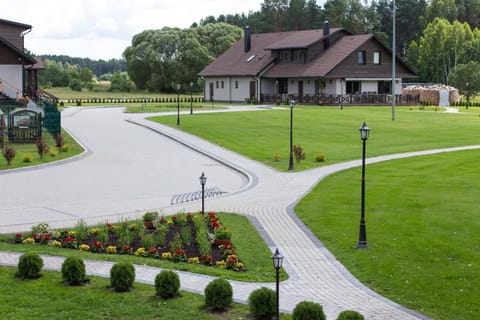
[293,145,306,164]
[292,301,326,320]
[35,138,48,159]
[61,144,70,152]
[22,153,33,163]
[336,310,365,320]
[61,256,87,285]
[110,262,135,292]
[48,146,58,157]
[248,287,276,319]
[3,145,16,165]
[315,152,326,162]
[204,278,233,310]
[16,253,43,279]
[155,270,180,299]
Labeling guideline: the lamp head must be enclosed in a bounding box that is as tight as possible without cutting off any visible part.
[271,248,284,269]
[359,121,370,141]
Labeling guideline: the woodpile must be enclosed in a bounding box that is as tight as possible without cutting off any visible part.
[403,84,459,106]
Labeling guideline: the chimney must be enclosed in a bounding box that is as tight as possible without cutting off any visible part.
[323,21,330,49]
[244,26,251,53]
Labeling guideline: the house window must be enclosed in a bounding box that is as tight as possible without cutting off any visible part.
[346,81,361,94]
[216,81,219,89]
[221,81,224,89]
[283,51,289,61]
[278,79,288,94]
[235,81,238,89]
[378,81,391,94]
[358,51,366,65]
[373,51,381,65]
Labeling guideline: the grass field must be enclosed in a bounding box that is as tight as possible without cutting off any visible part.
[0,267,271,320]
[295,149,480,320]
[149,106,480,171]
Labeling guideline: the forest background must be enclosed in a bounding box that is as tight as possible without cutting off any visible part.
[35,0,480,96]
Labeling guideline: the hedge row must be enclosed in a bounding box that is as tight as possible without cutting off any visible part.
[63,97,205,104]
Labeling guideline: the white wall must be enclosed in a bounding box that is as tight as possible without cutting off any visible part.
[0,64,23,98]
[204,76,255,102]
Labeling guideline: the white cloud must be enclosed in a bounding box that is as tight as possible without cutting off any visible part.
[1,0,268,59]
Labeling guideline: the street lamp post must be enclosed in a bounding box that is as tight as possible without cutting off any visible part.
[288,99,295,171]
[199,172,207,215]
[190,81,193,114]
[271,248,284,320]
[176,83,181,126]
[357,121,370,249]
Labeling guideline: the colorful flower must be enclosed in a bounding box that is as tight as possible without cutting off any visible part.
[106,246,117,254]
[161,252,172,260]
[22,237,35,244]
[51,240,62,248]
[79,244,90,251]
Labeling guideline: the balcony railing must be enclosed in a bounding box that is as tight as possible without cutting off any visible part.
[261,93,420,105]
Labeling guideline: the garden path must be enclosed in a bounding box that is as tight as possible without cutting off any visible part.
[2,105,479,319]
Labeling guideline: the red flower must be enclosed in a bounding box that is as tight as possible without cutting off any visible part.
[174,248,185,255]
[149,247,158,254]
[93,240,103,248]
[15,233,22,238]
[65,236,75,243]
[207,212,216,218]
[123,245,131,251]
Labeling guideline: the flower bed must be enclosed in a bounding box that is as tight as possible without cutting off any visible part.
[12,212,246,272]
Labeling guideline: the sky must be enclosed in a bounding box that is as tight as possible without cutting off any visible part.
[2,0,266,60]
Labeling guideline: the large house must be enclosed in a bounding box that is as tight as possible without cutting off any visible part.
[199,23,417,105]
[0,18,43,102]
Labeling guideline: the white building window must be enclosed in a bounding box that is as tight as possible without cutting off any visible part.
[373,51,381,64]
[235,81,238,89]
[358,51,366,65]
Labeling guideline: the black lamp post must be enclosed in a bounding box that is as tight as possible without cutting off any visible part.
[176,83,181,126]
[357,121,370,249]
[288,99,295,171]
[271,248,284,320]
[190,81,193,114]
[199,172,207,215]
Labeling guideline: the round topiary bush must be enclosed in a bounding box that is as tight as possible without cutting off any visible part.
[248,287,276,319]
[110,262,135,292]
[61,256,87,285]
[204,278,233,310]
[336,310,365,320]
[155,270,180,299]
[16,253,43,279]
[292,301,326,320]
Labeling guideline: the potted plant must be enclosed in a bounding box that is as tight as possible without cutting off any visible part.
[214,226,232,246]
[142,211,158,229]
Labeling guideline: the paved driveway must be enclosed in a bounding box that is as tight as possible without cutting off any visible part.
[0,107,245,232]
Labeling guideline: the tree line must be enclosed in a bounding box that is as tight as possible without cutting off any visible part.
[37,0,480,97]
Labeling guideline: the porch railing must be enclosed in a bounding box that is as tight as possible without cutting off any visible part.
[261,93,420,105]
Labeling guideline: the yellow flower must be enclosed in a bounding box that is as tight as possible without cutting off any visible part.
[188,257,199,264]
[106,246,117,254]
[161,252,172,260]
[51,240,62,248]
[216,260,226,268]
[79,244,90,251]
[89,228,99,235]
[134,247,146,256]
[68,231,76,237]
[22,237,35,244]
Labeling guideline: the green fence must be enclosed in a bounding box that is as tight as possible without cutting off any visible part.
[43,102,61,137]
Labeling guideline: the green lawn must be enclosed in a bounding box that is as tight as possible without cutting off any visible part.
[148,106,480,171]
[0,267,274,319]
[0,129,84,170]
[295,149,480,320]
